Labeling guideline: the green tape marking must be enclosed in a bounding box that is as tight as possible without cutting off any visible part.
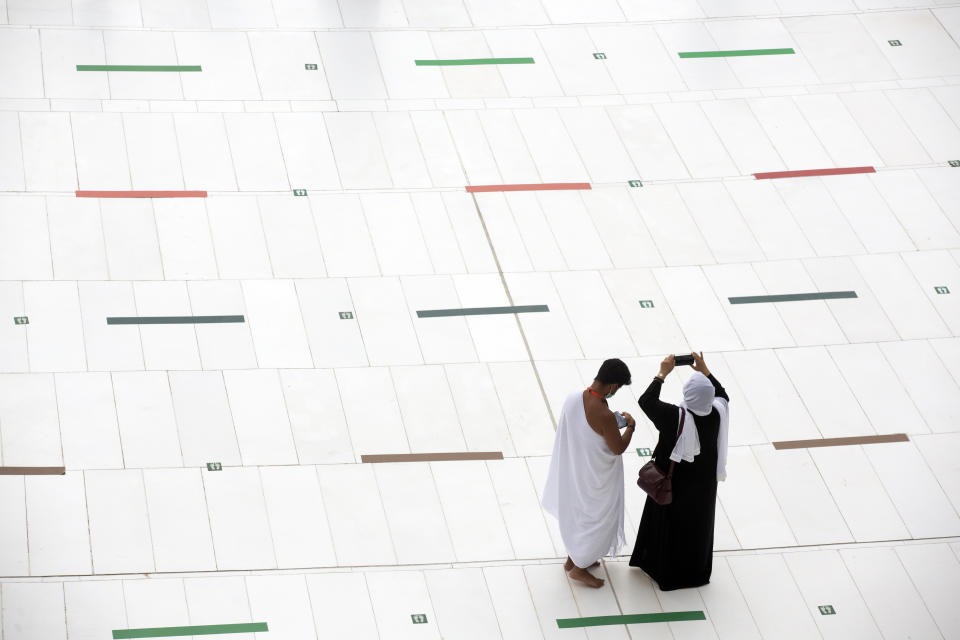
[728,291,856,304]
[415,57,535,66]
[558,611,706,628]
[113,622,267,638]
[107,315,245,325]
[417,305,548,318]
[77,65,202,72]
[678,48,794,58]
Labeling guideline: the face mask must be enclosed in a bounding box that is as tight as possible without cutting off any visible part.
[605,387,618,399]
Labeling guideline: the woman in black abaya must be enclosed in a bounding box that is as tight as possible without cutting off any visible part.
[629,352,729,591]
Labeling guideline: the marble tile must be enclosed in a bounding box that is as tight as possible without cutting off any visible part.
[112,371,183,468]
[64,581,127,640]
[0,29,43,98]
[26,472,91,575]
[183,577,253,639]
[860,10,960,79]
[0,373,62,466]
[432,460,515,562]
[55,375,122,470]
[173,113,238,190]
[42,229,100,315]
[259,465,337,568]
[839,90,930,166]
[316,464,396,566]
[168,370,240,467]
[85,469,154,574]
[0,476,27,576]
[866,440,960,538]
[811,445,909,542]
[727,554,821,640]
[317,32,387,99]
[132,281,200,370]
[374,462,456,564]
[279,368,354,463]
[175,32,261,100]
[1,583,66,640]
[20,112,76,192]
[103,31,180,99]
[365,571,441,640]
[841,547,942,639]
[783,550,881,640]
[306,573,379,640]
[143,468,216,573]
[0,113,25,191]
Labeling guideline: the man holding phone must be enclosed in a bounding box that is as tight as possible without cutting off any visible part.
[542,358,636,588]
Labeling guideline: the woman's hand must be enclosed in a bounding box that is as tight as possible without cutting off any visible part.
[621,411,636,429]
[658,354,675,379]
[691,351,711,377]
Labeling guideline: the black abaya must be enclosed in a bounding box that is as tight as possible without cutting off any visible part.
[629,374,728,591]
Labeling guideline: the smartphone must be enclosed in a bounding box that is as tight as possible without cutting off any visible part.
[674,354,694,366]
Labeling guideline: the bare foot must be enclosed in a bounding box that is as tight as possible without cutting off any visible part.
[568,566,605,588]
[564,557,600,571]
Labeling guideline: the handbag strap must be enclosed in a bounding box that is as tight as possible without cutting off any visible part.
[665,408,686,478]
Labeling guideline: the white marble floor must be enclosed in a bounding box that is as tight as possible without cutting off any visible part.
[1,0,960,638]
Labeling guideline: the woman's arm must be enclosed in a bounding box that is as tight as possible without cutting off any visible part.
[639,355,681,429]
[708,374,729,402]
[692,351,729,402]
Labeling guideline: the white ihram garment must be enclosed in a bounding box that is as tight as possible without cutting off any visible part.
[542,391,625,569]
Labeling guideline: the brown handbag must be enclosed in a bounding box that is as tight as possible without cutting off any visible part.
[636,408,685,505]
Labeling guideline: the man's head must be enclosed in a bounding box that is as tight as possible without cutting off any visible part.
[594,358,632,398]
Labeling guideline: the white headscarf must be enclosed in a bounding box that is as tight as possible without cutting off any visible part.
[669,372,730,481]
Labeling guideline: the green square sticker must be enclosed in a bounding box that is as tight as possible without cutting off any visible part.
[818,605,836,615]
[593,52,607,59]
[293,189,307,196]
[14,316,28,325]
[339,311,354,320]
[639,300,654,309]
[628,180,643,188]
[305,63,318,70]
[411,614,428,624]
[637,448,652,457]
[935,286,950,294]
[888,40,901,46]
[206,462,222,471]
[950,160,960,167]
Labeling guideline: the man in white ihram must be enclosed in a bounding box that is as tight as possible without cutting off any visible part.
[542,358,636,588]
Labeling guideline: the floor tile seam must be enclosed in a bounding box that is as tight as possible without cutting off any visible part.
[6,158,958,199]
[6,4,960,34]
[749,543,826,638]
[6,535,960,582]
[888,542,951,639]
[4,336,958,373]
[833,546,897,638]
[11,72,960,108]
[21,426,960,475]
[862,432,960,537]
[467,191,558,427]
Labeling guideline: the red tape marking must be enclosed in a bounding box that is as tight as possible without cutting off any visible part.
[465,182,591,193]
[76,190,208,198]
[753,167,875,180]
